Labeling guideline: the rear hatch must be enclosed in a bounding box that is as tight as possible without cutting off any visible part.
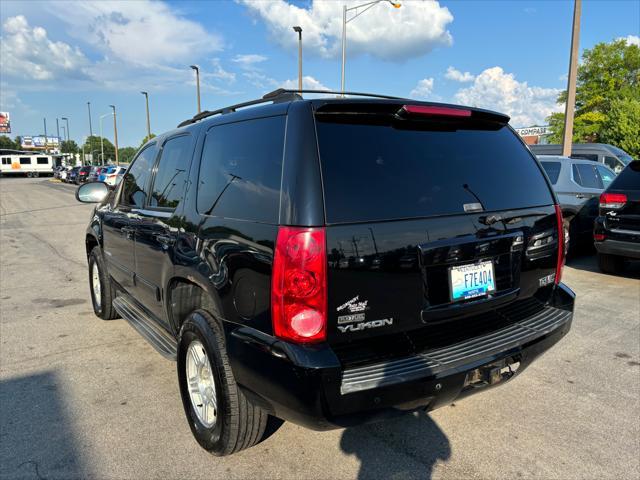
[314,102,560,365]
[601,161,640,240]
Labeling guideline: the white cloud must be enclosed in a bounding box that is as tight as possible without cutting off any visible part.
[279,75,329,90]
[232,54,268,67]
[410,78,435,99]
[0,15,90,81]
[445,66,474,82]
[49,1,222,67]
[619,35,640,47]
[453,67,561,127]
[239,0,453,61]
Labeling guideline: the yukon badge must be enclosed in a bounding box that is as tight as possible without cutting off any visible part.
[336,295,393,333]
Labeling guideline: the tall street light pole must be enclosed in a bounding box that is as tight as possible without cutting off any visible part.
[561,0,582,157]
[340,1,401,96]
[62,117,70,142]
[87,102,94,164]
[293,26,303,91]
[190,65,201,114]
[56,118,60,143]
[110,105,119,165]
[43,118,48,154]
[100,112,113,166]
[141,91,151,140]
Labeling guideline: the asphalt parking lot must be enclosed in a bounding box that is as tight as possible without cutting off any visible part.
[1,176,639,480]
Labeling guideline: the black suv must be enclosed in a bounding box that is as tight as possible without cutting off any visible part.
[594,160,640,273]
[76,90,575,456]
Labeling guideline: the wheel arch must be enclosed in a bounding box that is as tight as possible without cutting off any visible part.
[166,276,224,335]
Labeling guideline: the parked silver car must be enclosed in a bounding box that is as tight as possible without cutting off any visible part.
[538,155,616,253]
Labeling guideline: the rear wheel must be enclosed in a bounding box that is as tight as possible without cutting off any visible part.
[178,310,267,456]
[597,253,624,274]
[88,246,119,320]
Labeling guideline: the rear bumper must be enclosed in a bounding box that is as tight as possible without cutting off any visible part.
[594,217,640,258]
[226,283,575,430]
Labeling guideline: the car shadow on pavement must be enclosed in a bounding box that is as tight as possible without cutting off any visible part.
[340,411,450,480]
[0,371,89,479]
[566,254,640,279]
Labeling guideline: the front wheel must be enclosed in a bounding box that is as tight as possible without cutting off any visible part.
[88,247,119,320]
[178,310,268,456]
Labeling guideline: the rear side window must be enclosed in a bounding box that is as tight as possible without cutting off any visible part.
[572,164,602,189]
[596,165,615,189]
[197,116,285,223]
[37,157,48,164]
[1,158,10,165]
[20,157,31,165]
[315,119,554,223]
[609,161,640,190]
[149,135,191,209]
[121,145,157,208]
[570,153,598,162]
[541,161,561,184]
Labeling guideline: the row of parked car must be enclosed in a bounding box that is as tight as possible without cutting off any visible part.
[54,165,127,186]
[537,154,639,274]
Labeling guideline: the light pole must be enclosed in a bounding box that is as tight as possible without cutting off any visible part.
[43,118,48,154]
[87,102,94,163]
[190,65,201,114]
[340,1,400,95]
[61,125,66,144]
[561,0,582,157]
[61,117,70,142]
[110,105,119,165]
[100,112,113,166]
[293,26,303,91]
[141,91,151,140]
[56,118,60,143]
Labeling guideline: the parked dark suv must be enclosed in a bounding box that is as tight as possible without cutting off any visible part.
[594,160,640,273]
[76,90,575,456]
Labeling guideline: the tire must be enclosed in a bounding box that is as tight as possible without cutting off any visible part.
[178,310,267,456]
[597,253,624,274]
[33,171,39,178]
[88,246,119,320]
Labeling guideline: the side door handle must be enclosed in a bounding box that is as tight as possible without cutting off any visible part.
[155,234,175,249]
[575,194,586,199]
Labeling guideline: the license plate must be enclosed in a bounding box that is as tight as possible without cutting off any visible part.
[449,260,496,301]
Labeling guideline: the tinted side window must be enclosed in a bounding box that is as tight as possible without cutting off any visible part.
[609,161,640,190]
[1,158,10,165]
[197,116,285,223]
[121,145,156,208]
[37,157,49,165]
[596,165,615,189]
[540,161,561,184]
[20,157,31,165]
[149,135,191,209]
[573,164,602,189]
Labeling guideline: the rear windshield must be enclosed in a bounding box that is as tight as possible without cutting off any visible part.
[609,161,640,191]
[316,118,554,223]
[541,161,561,184]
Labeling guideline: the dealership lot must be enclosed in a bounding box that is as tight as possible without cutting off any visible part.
[1,177,638,480]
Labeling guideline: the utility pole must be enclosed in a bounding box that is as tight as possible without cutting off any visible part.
[341,5,347,96]
[293,26,303,91]
[190,65,201,114]
[562,0,582,157]
[110,105,119,165]
[62,117,70,142]
[87,102,93,164]
[141,91,151,140]
[56,118,60,147]
[43,118,48,154]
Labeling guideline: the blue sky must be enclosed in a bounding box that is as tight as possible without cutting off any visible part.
[1,0,638,147]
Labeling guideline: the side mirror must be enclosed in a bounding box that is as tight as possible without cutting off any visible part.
[76,181,109,203]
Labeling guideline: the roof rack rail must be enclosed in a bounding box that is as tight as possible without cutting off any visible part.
[177,88,403,128]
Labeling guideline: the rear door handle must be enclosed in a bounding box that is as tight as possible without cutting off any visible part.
[575,194,586,199]
[155,234,175,248]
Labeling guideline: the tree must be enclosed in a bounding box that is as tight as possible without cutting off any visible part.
[118,147,137,164]
[0,135,18,150]
[140,133,156,147]
[547,39,640,150]
[60,140,79,154]
[600,97,640,158]
[82,135,115,164]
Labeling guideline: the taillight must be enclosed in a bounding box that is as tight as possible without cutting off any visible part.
[554,205,565,285]
[594,233,606,242]
[599,193,627,209]
[401,105,472,117]
[272,227,327,343]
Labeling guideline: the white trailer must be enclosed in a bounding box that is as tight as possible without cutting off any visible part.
[0,153,55,177]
